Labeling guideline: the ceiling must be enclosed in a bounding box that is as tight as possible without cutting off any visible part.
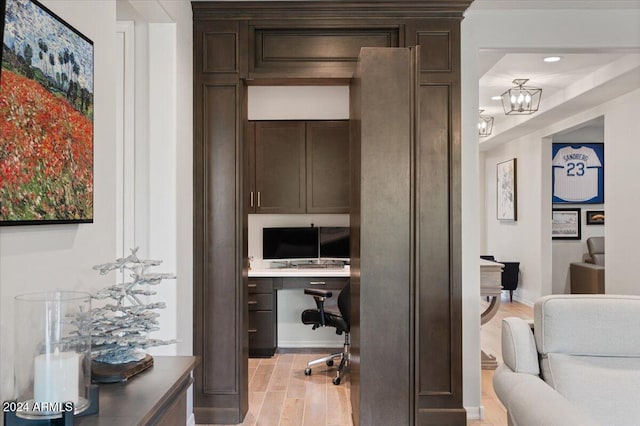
[478,51,640,149]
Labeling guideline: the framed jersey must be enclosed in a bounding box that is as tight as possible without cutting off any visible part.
[552,143,604,204]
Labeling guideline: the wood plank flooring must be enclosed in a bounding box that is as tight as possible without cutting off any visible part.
[468,294,533,426]
[199,294,532,426]
[201,352,352,426]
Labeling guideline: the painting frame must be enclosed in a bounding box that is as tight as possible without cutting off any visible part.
[552,142,604,204]
[497,158,517,221]
[552,208,581,240]
[1,0,94,226]
[586,210,605,226]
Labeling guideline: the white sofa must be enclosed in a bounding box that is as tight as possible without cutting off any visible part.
[493,295,640,426]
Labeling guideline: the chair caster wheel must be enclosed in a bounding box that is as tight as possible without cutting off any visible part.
[332,377,341,385]
[304,368,312,376]
[326,359,334,367]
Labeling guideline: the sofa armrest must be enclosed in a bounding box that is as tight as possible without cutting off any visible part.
[502,317,539,374]
[493,364,598,426]
[570,262,605,294]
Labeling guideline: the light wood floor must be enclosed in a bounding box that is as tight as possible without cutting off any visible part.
[467,294,533,426]
[200,294,532,426]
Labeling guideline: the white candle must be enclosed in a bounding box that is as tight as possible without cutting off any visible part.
[34,350,79,404]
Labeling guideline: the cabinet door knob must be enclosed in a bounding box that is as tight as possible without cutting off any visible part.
[248,329,258,333]
[250,191,254,207]
[257,191,261,207]
[309,281,326,285]
[248,284,257,288]
[248,300,258,305]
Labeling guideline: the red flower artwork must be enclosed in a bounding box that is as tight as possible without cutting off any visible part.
[0,70,93,222]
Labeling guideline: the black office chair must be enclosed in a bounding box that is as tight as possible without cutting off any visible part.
[301,282,350,385]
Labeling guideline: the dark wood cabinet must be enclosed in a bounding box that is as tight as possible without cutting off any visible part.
[249,120,350,214]
[248,278,277,357]
[306,121,350,213]
[194,2,470,424]
[253,121,306,214]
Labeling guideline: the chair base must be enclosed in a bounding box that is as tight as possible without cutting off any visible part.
[304,333,350,385]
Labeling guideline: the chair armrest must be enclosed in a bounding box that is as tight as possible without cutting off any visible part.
[493,365,598,426]
[304,288,333,327]
[304,288,333,298]
[570,262,605,294]
[501,317,539,375]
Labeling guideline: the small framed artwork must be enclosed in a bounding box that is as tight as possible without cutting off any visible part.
[552,208,581,240]
[497,158,517,221]
[552,143,604,204]
[586,210,605,225]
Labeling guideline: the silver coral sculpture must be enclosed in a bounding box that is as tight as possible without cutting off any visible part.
[91,248,177,364]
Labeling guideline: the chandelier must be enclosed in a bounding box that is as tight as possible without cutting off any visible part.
[500,78,542,115]
[478,110,494,137]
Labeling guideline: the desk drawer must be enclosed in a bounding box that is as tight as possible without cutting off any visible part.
[249,311,275,353]
[248,293,273,311]
[248,278,274,294]
[281,277,348,290]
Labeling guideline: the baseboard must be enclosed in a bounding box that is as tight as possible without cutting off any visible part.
[187,413,196,426]
[278,340,342,348]
[512,294,534,307]
[277,347,342,354]
[465,405,484,420]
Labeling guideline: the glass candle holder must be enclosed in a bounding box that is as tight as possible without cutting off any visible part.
[13,291,92,419]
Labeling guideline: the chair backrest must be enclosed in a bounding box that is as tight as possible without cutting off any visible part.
[534,295,640,357]
[586,237,604,266]
[338,281,350,328]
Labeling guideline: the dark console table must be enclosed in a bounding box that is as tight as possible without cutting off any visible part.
[77,356,197,426]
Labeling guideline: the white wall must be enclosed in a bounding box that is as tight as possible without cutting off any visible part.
[115,0,193,357]
[462,4,640,418]
[551,123,605,295]
[481,135,546,305]
[0,0,117,408]
[482,88,640,300]
[603,88,640,294]
[159,0,194,360]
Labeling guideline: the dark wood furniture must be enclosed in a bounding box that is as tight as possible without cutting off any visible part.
[248,277,277,357]
[193,2,471,424]
[306,121,350,213]
[248,120,350,214]
[251,121,306,213]
[350,46,464,425]
[248,276,348,357]
[76,356,197,426]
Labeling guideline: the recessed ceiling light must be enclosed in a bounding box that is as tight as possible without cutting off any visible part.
[543,56,562,63]
[491,95,502,101]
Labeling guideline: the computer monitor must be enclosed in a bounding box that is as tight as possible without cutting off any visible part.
[263,227,319,260]
[319,227,350,259]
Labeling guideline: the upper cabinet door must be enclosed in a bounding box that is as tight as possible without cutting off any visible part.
[306,121,350,213]
[254,121,306,213]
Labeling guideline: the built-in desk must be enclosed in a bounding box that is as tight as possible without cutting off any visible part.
[76,356,197,426]
[248,269,350,357]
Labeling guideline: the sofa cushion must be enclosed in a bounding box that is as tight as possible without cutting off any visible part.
[540,353,640,426]
[501,317,539,375]
[535,295,640,356]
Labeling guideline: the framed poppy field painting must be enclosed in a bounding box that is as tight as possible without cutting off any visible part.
[1,0,94,226]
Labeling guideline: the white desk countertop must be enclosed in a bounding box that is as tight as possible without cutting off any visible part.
[249,267,350,277]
